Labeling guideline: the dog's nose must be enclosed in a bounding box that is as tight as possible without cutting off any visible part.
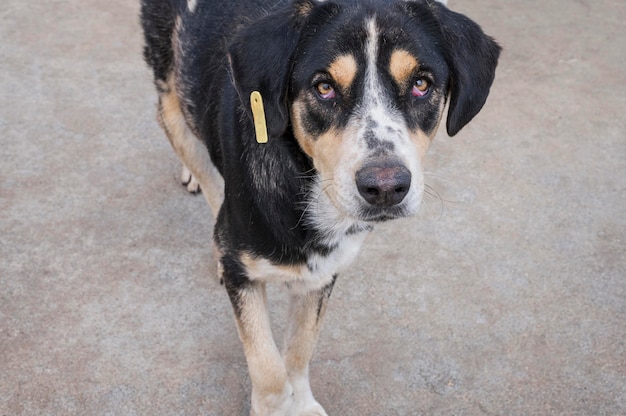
[356,163,411,207]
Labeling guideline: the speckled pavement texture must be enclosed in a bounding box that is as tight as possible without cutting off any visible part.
[1,0,624,414]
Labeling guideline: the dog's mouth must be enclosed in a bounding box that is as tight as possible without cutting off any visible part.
[357,204,410,222]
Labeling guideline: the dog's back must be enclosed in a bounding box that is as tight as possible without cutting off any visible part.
[141,0,288,175]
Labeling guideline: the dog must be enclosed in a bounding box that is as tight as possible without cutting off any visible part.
[141,0,499,414]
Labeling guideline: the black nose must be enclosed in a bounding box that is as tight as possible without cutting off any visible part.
[356,163,411,207]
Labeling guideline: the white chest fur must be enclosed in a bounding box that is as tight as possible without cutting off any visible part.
[241,220,370,294]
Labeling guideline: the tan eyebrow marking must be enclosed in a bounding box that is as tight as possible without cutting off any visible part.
[389,49,419,87]
[328,54,358,91]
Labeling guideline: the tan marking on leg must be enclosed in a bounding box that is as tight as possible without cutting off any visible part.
[328,54,358,92]
[282,283,334,415]
[283,290,328,372]
[213,242,224,284]
[157,75,224,215]
[389,49,419,90]
[233,283,292,414]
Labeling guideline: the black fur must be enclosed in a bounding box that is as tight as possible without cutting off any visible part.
[140,0,177,84]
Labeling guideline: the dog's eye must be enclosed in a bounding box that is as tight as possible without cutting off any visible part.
[315,82,336,100]
[411,78,430,97]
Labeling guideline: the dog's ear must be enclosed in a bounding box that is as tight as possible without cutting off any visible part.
[228,0,339,138]
[434,3,501,136]
[404,1,501,136]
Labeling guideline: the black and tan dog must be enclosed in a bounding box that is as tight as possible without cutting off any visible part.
[141,0,499,414]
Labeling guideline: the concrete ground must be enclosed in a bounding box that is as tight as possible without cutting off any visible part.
[1,0,624,414]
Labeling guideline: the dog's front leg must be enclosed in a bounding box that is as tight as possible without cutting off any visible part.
[282,277,337,416]
[225,279,293,416]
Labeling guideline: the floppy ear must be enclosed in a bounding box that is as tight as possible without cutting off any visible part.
[228,0,337,138]
[429,2,501,136]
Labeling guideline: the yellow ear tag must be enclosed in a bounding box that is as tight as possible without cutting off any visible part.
[250,91,268,144]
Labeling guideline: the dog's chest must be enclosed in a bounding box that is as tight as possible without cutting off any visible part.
[242,224,370,293]
[306,228,368,279]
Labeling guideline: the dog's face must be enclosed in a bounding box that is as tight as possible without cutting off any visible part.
[289,11,450,222]
[229,0,500,224]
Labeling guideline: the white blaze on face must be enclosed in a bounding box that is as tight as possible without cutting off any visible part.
[364,18,382,111]
[355,18,424,215]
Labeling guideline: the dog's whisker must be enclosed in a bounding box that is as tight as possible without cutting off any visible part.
[291,182,334,230]
[423,183,445,221]
[293,174,334,183]
[424,183,464,204]
[296,167,317,176]
[424,183,442,200]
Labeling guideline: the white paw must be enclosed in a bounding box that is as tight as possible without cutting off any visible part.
[181,165,200,193]
[296,402,328,416]
[250,384,293,416]
[290,375,328,416]
[292,393,328,416]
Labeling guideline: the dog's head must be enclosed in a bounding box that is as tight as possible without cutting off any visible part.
[229,0,500,223]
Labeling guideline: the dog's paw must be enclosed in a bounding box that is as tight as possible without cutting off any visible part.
[291,395,327,416]
[250,384,293,416]
[181,165,201,193]
[296,402,328,416]
[290,376,327,416]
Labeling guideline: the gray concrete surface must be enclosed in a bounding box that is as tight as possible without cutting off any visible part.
[1,0,624,414]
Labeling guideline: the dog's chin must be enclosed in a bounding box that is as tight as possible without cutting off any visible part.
[357,204,416,223]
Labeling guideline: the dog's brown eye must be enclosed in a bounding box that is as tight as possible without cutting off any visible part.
[411,78,430,97]
[315,82,336,100]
